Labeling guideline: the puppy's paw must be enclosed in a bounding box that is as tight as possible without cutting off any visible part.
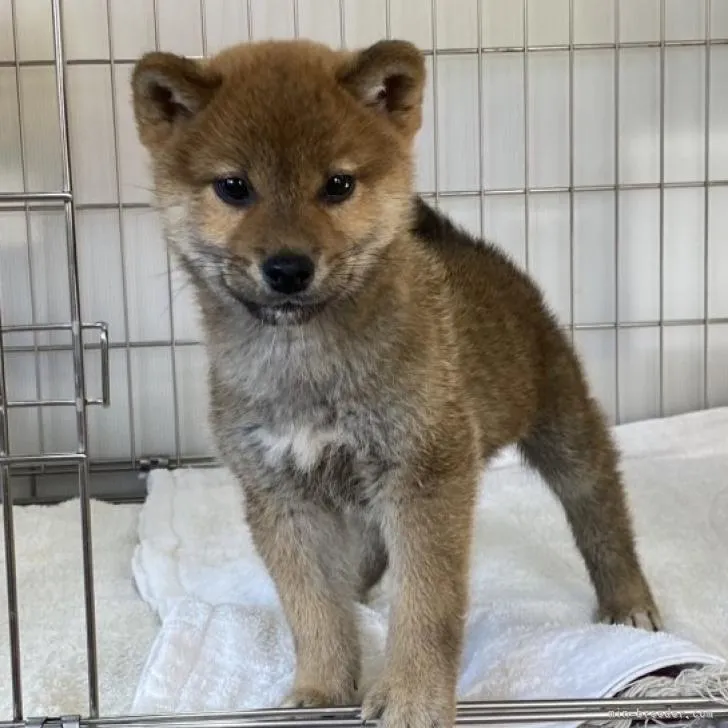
[361,677,455,728]
[599,602,663,632]
[282,681,356,709]
[281,688,333,709]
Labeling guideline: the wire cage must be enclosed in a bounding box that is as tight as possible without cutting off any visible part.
[1,0,728,726]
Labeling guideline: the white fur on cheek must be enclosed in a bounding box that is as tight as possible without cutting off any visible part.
[161,203,195,255]
[164,203,187,227]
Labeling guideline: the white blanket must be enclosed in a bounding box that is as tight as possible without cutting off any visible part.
[130,409,728,725]
[0,500,158,717]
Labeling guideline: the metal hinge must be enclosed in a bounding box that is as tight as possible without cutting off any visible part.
[138,455,172,474]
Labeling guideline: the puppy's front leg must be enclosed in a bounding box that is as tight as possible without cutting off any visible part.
[245,490,360,707]
[363,458,477,728]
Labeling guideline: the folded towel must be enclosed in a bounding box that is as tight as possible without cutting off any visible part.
[131,409,728,726]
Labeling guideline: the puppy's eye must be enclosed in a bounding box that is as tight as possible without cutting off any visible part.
[214,176,255,206]
[322,174,356,203]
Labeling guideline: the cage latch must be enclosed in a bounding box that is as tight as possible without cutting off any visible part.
[60,716,80,728]
[24,717,80,728]
[24,719,48,728]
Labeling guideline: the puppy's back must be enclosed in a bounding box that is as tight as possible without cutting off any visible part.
[411,198,574,446]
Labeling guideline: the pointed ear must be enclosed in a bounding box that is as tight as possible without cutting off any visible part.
[131,51,221,148]
[337,40,426,138]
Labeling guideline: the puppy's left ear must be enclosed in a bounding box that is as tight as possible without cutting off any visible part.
[338,40,426,138]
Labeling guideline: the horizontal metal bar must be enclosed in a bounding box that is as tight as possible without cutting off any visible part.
[0,338,201,354]
[5,399,77,408]
[3,697,723,728]
[0,201,152,213]
[0,181,726,215]
[1,37,726,71]
[3,399,107,409]
[1,322,74,334]
[435,179,728,197]
[2,180,726,215]
[573,316,728,330]
[71,697,728,727]
[0,321,106,336]
[5,397,108,409]
[3,317,728,358]
[0,192,71,203]
[84,696,728,724]
[7,455,218,481]
[84,714,720,727]
[0,453,86,466]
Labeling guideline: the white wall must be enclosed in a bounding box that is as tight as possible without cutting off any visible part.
[1,0,727,464]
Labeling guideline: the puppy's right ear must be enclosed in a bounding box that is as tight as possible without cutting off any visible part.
[131,52,221,148]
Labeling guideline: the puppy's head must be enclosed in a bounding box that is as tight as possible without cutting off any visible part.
[132,39,425,325]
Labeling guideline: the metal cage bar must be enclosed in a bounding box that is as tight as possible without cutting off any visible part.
[103,0,138,469]
[1,698,728,728]
[149,0,183,468]
[50,0,99,716]
[522,0,531,272]
[703,0,713,410]
[0,0,111,719]
[658,0,667,417]
[0,284,23,725]
[613,0,621,424]
[431,0,440,203]
[10,0,46,470]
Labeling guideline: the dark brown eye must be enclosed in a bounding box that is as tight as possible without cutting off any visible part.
[322,174,356,203]
[214,176,255,206]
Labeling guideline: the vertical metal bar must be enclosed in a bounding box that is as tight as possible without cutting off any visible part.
[0,323,23,722]
[523,0,530,270]
[50,0,99,717]
[431,0,440,203]
[165,212,182,463]
[151,0,182,466]
[247,0,254,40]
[152,0,160,45]
[104,0,137,470]
[614,0,621,423]
[703,0,711,408]
[199,0,208,57]
[658,0,666,417]
[568,0,575,342]
[385,0,391,40]
[339,0,346,49]
[10,0,46,474]
[477,0,485,238]
[292,0,299,39]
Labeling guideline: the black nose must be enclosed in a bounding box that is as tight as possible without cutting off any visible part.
[261,253,315,295]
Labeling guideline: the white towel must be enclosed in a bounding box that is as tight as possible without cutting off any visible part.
[0,500,158,717]
[131,409,728,725]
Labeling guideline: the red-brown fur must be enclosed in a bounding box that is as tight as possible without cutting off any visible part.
[132,38,661,728]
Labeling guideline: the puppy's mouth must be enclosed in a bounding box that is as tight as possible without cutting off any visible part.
[221,276,329,325]
[237,298,327,326]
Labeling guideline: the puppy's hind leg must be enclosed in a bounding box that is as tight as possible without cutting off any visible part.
[519,376,662,631]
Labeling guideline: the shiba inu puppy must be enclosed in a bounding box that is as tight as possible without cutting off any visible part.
[132,38,661,728]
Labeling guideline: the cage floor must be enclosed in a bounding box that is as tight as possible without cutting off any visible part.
[0,500,158,718]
